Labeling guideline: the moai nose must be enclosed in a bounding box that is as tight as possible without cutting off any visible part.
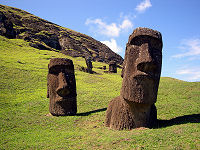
[137,61,157,75]
[56,72,70,97]
[136,43,156,74]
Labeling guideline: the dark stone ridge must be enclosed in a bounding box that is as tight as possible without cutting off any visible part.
[109,60,117,73]
[47,58,77,116]
[0,4,123,65]
[105,27,163,130]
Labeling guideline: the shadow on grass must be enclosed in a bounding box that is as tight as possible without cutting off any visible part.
[157,114,200,128]
[76,108,107,116]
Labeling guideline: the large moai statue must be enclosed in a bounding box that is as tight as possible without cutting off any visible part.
[47,58,77,116]
[105,27,162,130]
[109,60,117,73]
[85,56,93,74]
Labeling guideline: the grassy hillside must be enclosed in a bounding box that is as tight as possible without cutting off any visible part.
[0,4,123,64]
[0,35,199,149]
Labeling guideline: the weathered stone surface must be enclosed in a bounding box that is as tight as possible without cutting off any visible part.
[109,60,117,73]
[0,11,16,38]
[105,27,162,130]
[47,58,77,116]
[0,4,123,65]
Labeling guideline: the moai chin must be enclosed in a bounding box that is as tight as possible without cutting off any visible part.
[85,57,93,74]
[109,60,117,73]
[105,27,162,130]
[47,58,77,116]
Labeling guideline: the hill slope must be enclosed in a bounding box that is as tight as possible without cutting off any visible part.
[0,4,123,64]
[0,36,200,149]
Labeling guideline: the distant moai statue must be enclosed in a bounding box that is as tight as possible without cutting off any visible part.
[105,27,163,130]
[85,56,93,74]
[109,60,117,73]
[47,58,77,116]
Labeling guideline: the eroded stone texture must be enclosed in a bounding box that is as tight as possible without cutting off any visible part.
[85,57,93,74]
[109,60,117,73]
[105,27,162,130]
[47,58,77,116]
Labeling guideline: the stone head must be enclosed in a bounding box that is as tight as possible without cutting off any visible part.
[109,60,117,73]
[47,58,77,115]
[85,56,93,69]
[121,27,162,104]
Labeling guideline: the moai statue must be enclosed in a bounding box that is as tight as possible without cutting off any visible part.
[109,60,117,73]
[105,27,162,130]
[103,66,106,70]
[85,57,93,74]
[47,58,77,116]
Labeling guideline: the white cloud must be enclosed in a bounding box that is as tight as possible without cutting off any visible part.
[101,39,123,53]
[85,18,120,37]
[172,38,200,59]
[135,0,152,13]
[120,19,133,30]
[176,67,200,81]
[85,18,133,37]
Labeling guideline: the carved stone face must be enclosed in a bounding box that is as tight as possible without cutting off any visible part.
[109,60,117,73]
[47,58,77,115]
[86,57,93,67]
[121,28,162,104]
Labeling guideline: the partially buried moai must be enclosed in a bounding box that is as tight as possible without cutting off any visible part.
[85,57,93,74]
[47,58,77,116]
[105,27,162,130]
[109,60,117,73]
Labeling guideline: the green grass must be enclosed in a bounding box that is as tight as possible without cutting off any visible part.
[0,35,199,150]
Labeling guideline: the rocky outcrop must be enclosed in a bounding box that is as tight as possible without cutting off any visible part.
[0,11,16,38]
[0,4,123,64]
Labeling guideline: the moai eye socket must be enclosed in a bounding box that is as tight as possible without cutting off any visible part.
[49,66,61,75]
[149,39,162,64]
[151,49,162,64]
[49,65,73,75]
[130,36,144,46]
[150,37,162,48]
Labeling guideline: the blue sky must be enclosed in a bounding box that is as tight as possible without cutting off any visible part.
[1,0,200,82]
